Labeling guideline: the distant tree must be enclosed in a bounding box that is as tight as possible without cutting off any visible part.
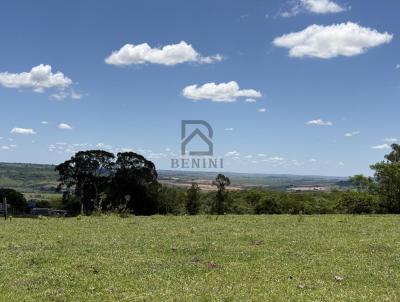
[186,183,200,215]
[212,174,231,215]
[109,152,158,215]
[0,188,28,213]
[55,150,115,215]
[349,174,375,193]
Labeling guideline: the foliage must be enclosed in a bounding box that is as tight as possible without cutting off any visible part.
[371,161,400,213]
[55,150,158,215]
[212,174,231,215]
[186,183,200,215]
[349,174,376,193]
[337,191,380,214]
[0,188,28,213]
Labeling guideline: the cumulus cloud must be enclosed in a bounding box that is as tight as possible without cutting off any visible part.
[0,64,72,92]
[281,0,348,17]
[41,121,48,125]
[306,119,333,126]
[224,128,234,131]
[273,22,393,59]
[10,128,36,135]
[338,161,345,166]
[58,123,72,130]
[302,0,347,13]
[384,138,398,143]
[258,108,266,112]
[105,41,223,66]
[182,81,261,102]
[245,98,257,103]
[371,144,390,150]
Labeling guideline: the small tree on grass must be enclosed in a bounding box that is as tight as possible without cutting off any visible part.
[186,183,200,215]
[212,174,230,215]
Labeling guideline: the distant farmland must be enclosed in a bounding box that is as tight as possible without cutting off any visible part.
[0,162,348,194]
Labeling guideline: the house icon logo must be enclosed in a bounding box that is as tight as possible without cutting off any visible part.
[181,120,213,156]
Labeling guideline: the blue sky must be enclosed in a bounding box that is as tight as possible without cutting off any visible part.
[0,0,399,176]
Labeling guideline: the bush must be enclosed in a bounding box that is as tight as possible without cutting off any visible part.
[255,193,283,214]
[337,191,380,214]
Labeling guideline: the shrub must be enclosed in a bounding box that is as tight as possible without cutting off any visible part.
[337,191,380,214]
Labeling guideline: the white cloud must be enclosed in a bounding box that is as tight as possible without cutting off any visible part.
[182,81,261,102]
[304,0,347,13]
[224,128,234,131]
[257,153,267,157]
[41,121,48,125]
[244,155,253,158]
[306,119,333,126]
[396,64,400,69]
[309,158,317,162]
[0,64,72,92]
[273,22,393,59]
[10,128,36,135]
[384,138,397,143]
[283,0,348,17]
[96,142,112,150]
[258,108,266,112]
[345,131,360,137]
[245,98,257,103]
[1,146,11,150]
[58,123,72,130]
[105,41,223,66]
[51,89,82,100]
[338,161,345,166]
[371,144,390,150]
[268,156,285,161]
[225,151,240,157]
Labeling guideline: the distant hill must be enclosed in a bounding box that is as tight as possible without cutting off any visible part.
[0,162,348,193]
[0,162,58,193]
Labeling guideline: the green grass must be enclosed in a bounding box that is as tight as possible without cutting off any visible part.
[0,215,399,301]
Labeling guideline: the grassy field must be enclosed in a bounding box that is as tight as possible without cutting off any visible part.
[0,215,399,301]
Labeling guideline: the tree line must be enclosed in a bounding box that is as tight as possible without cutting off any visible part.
[2,144,400,216]
[54,150,232,216]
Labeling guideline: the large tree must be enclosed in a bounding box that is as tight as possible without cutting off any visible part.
[55,150,115,215]
[109,152,158,215]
